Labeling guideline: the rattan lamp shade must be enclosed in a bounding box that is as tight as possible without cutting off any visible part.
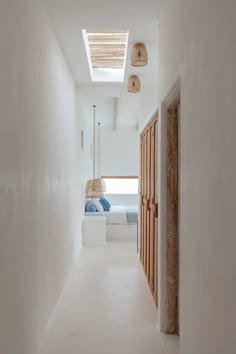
[130,43,148,67]
[128,75,141,93]
[85,178,106,198]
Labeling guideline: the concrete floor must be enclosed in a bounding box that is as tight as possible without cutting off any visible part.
[39,242,179,354]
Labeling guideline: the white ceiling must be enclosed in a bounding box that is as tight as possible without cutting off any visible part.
[45,0,160,127]
[78,93,141,128]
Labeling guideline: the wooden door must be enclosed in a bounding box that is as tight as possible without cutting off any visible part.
[140,114,158,306]
[143,133,147,272]
[149,124,155,293]
[153,120,158,304]
[146,128,151,281]
[140,132,146,271]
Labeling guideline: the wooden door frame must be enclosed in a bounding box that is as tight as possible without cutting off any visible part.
[166,98,180,334]
[159,79,181,334]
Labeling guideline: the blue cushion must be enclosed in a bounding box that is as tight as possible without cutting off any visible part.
[85,201,97,212]
[99,197,111,211]
[85,201,90,212]
[104,198,111,208]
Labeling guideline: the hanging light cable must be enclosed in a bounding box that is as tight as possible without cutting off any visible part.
[85,106,106,198]
[98,122,101,178]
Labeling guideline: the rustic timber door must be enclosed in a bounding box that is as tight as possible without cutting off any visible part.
[140,114,158,306]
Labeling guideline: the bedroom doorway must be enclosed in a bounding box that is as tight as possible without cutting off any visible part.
[101,176,139,242]
[140,113,158,306]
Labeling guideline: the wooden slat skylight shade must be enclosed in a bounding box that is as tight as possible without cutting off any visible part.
[86,30,128,69]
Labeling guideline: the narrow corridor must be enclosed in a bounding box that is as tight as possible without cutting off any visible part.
[38,242,179,354]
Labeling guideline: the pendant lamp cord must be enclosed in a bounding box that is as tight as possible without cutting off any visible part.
[98,122,101,178]
[93,105,96,180]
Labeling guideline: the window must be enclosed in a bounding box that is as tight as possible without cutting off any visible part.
[82,29,129,82]
[102,176,139,195]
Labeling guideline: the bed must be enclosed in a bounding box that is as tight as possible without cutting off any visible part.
[85,205,138,241]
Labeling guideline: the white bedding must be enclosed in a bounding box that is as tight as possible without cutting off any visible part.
[106,206,127,224]
[85,205,137,225]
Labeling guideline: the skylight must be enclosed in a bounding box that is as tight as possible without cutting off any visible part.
[82,29,129,82]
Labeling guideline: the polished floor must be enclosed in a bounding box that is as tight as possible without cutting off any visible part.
[39,242,179,354]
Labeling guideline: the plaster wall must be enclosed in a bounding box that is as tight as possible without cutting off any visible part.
[0,1,82,353]
[157,1,236,354]
[76,97,94,186]
[100,127,139,177]
[100,127,139,206]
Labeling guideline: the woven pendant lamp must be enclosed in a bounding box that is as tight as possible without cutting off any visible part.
[128,75,141,93]
[130,43,148,67]
[85,106,106,198]
[85,178,106,198]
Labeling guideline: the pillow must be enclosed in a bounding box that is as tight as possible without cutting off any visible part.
[99,197,111,211]
[92,198,104,212]
[102,197,111,208]
[85,201,97,212]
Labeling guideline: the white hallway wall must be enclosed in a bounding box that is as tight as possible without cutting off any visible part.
[152,1,236,354]
[100,127,139,176]
[100,127,139,205]
[0,1,82,354]
[76,96,93,192]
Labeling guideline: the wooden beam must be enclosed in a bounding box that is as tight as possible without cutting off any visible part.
[87,29,128,35]
[89,45,126,51]
[93,65,123,69]
[113,97,119,131]
[86,30,128,70]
